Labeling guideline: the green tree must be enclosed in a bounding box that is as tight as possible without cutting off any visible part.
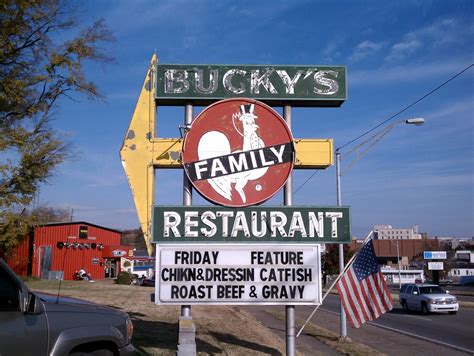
[321,243,352,286]
[30,205,71,224]
[0,0,113,254]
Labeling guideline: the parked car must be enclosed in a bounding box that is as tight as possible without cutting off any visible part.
[141,276,155,287]
[0,258,136,355]
[399,283,459,315]
[439,279,453,286]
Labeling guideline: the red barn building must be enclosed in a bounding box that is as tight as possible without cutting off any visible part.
[5,222,133,281]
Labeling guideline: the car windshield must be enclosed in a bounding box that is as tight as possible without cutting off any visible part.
[419,286,445,294]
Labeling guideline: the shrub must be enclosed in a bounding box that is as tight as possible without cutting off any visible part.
[116,271,132,285]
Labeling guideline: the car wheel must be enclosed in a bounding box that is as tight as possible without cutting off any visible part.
[421,302,430,315]
[401,300,409,312]
[448,311,457,315]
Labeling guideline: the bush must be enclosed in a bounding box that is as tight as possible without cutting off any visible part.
[116,271,132,285]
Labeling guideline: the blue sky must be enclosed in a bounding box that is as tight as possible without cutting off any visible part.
[38,0,473,239]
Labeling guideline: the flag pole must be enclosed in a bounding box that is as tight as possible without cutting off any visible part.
[296,231,373,337]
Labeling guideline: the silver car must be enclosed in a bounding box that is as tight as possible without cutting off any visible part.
[399,283,459,315]
[0,258,136,355]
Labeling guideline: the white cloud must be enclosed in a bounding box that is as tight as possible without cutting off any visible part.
[349,40,384,63]
[350,60,473,86]
[323,42,342,62]
[385,17,471,63]
[422,97,473,120]
[386,38,421,62]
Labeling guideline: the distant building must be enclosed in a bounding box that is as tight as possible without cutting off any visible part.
[435,237,472,249]
[381,266,425,285]
[449,268,474,277]
[455,250,474,263]
[374,224,422,240]
[5,222,133,281]
[448,250,474,283]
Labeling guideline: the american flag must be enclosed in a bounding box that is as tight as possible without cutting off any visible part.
[336,240,393,328]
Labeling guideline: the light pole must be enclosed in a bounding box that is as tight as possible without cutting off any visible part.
[335,117,424,339]
[396,239,402,289]
[388,238,402,289]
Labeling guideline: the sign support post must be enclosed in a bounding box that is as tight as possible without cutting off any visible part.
[177,103,196,356]
[336,149,347,338]
[284,105,296,356]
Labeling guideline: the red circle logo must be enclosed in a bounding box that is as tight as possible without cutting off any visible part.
[182,98,294,207]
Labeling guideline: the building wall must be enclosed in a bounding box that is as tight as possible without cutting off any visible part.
[7,222,123,280]
[381,268,424,284]
[374,224,422,240]
[449,268,474,277]
[455,250,474,263]
[349,238,441,260]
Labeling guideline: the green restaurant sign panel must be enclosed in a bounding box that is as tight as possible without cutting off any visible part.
[155,64,346,107]
[153,206,351,244]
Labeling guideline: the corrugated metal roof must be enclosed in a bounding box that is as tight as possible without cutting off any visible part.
[37,221,121,234]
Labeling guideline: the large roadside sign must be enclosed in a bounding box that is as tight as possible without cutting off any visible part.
[428,262,444,270]
[155,64,346,107]
[120,56,339,255]
[155,244,321,305]
[182,98,294,207]
[153,206,351,244]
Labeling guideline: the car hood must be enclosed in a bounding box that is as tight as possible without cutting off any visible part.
[35,292,124,315]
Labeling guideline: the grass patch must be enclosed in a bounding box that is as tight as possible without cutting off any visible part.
[26,279,286,355]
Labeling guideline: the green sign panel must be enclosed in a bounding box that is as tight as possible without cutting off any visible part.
[153,206,351,244]
[155,64,346,107]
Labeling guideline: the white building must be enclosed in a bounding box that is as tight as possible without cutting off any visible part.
[449,268,474,277]
[454,250,474,263]
[448,250,474,281]
[374,224,422,240]
[381,266,425,285]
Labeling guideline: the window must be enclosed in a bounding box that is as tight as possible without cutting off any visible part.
[406,286,413,294]
[419,286,444,294]
[0,267,21,311]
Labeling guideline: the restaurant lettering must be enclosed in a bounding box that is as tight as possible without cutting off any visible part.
[155,64,346,107]
[153,206,351,243]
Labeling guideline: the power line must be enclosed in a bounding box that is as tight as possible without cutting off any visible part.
[337,63,473,151]
[293,170,319,195]
[293,63,473,195]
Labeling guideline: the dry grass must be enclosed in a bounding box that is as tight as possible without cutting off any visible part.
[25,279,286,355]
[26,279,386,355]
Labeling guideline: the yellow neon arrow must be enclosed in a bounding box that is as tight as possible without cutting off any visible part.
[120,55,157,256]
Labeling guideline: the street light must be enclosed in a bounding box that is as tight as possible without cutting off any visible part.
[394,239,402,290]
[336,117,424,339]
[387,237,403,289]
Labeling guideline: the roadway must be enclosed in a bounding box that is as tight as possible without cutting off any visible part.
[241,283,474,353]
[302,294,474,353]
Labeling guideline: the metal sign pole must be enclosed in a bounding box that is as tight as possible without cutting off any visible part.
[177,103,196,356]
[284,105,295,356]
[335,150,347,338]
